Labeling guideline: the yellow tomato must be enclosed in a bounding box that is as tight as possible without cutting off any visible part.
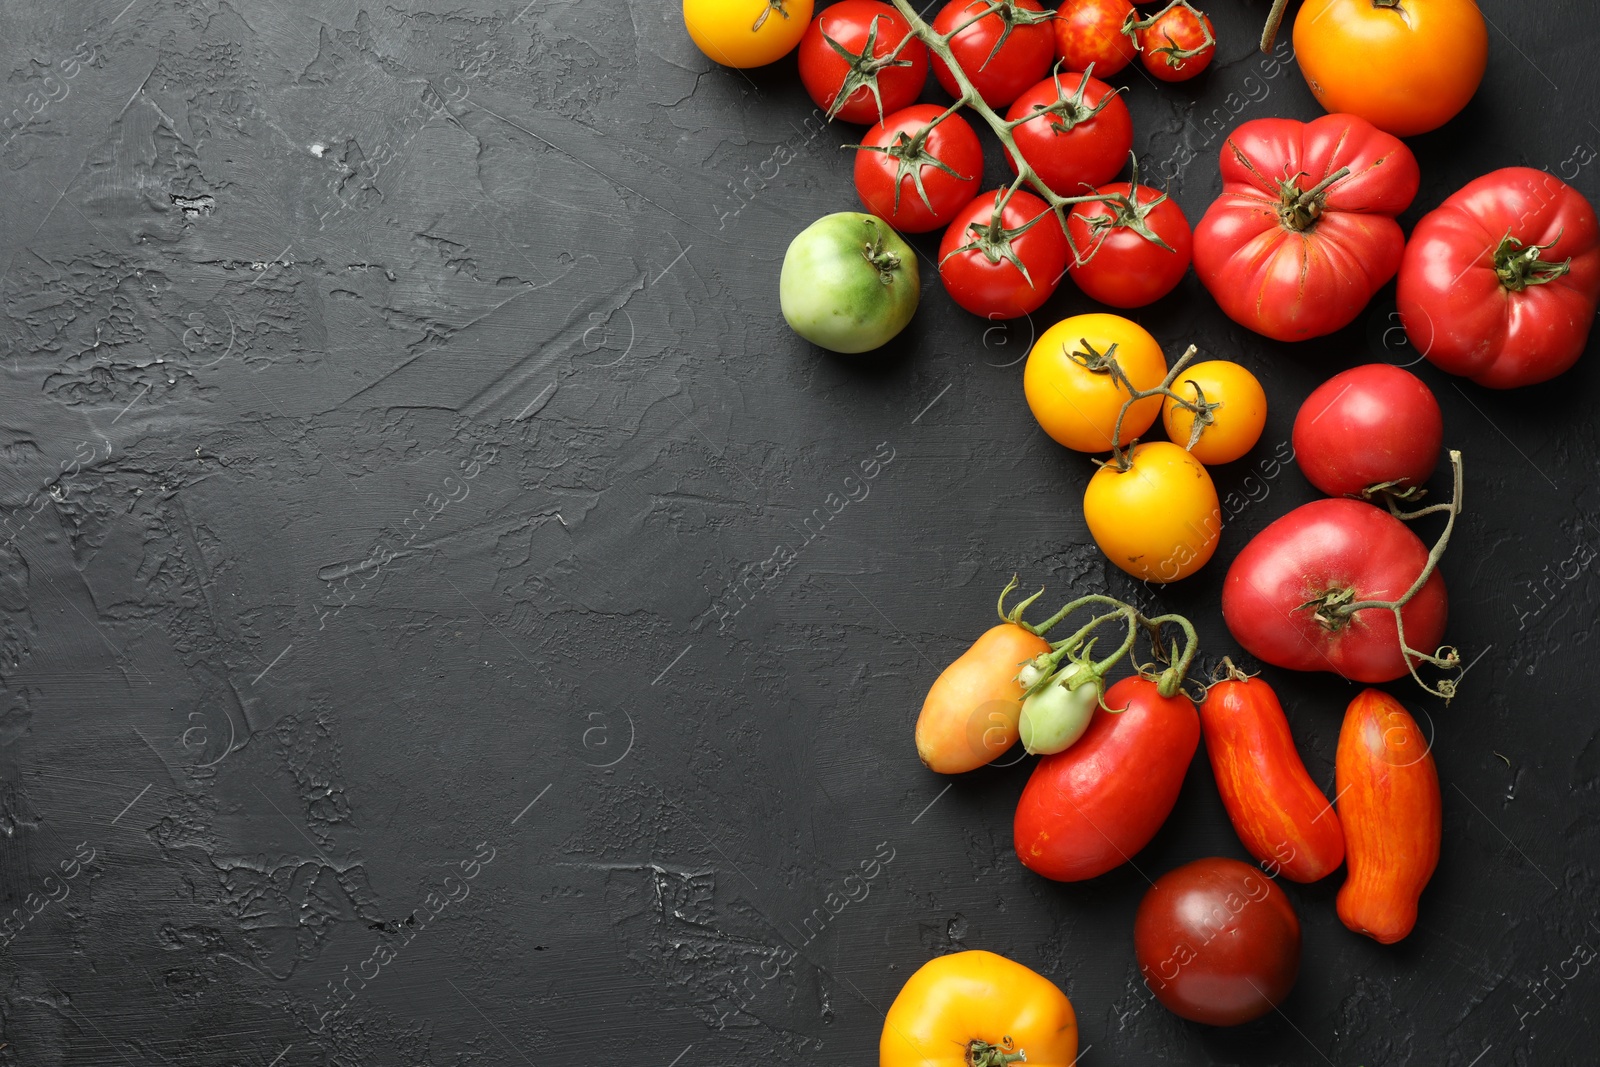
[1085,441,1221,583]
[1023,313,1168,454]
[1161,360,1268,465]
[881,950,1079,1067]
[683,0,814,69]
[915,623,1053,774]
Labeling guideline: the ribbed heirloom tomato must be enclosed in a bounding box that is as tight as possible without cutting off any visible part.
[1023,313,1167,452]
[1004,71,1133,195]
[931,0,1054,107]
[854,105,983,233]
[798,1,928,124]
[684,0,815,68]
[1085,442,1221,583]
[1053,0,1137,76]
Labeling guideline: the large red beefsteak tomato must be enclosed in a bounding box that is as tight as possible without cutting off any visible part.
[1397,167,1600,389]
[1193,114,1419,342]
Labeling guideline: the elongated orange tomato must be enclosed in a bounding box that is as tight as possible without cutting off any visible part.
[881,950,1078,1067]
[1335,689,1441,943]
[916,624,1051,773]
[1200,674,1344,883]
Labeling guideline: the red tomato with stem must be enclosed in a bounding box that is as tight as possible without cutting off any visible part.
[1133,0,1216,82]
[1053,0,1137,75]
[939,188,1070,319]
[930,0,1054,108]
[1066,183,1192,308]
[1292,364,1442,499]
[798,1,929,125]
[854,105,983,233]
[1398,167,1600,389]
[1004,71,1132,195]
[1200,670,1344,883]
[1222,498,1447,683]
[1014,676,1200,882]
[1193,114,1419,342]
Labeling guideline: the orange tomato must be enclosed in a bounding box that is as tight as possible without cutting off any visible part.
[684,0,815,69]
[1084,441,1221,583]
[1294,0,1487,137]
[916,623,1052,773]
[1161,360,1268,465]
[881,950,1078,1067]
[1023,313,1168,453]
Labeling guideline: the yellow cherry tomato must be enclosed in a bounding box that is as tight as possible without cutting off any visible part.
[1085,441,1221,583]
[881,950,1079,1067]
[683,0,814,69]
[1023,313,1168,454]
[1161,360,1268,465]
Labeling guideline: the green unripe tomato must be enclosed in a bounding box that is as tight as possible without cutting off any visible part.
[780,212,919,354]
[1020,673,1102,755]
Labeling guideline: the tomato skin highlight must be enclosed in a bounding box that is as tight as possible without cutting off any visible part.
[880,950,1078,1067]
[854,105,983,234]
[1066,183,1193,309]
[1397,167,1600,389]
[683,0,815,68]
[939,189,1070,319]
[798,1,928,125]
[1292,364,1442,497]
[930,0,1054,108]
[1053,0,1137,75]
[1084,442,1221,584]
[1335,689,1441,944]
[1014,676,1200,882]
[916,623,1053,774]
[1004,72,1132,195]
[1221,498,1448,683]
[1193,114,1419,342]
[1200,676,1345,883]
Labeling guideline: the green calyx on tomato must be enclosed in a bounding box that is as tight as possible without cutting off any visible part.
[1012,62,1122,138]
[850,115,972,217]
[1493,230,1572,292]
[1122,0,1215,63]
[753,0,794,33]
[1075,176,1176,255]
[949,2,1055,72]
[780,212,920,354]
[941,186,1059,287]
[1274,165,1350,232]
[966,1038,1026,1067]
[819,19,918,122]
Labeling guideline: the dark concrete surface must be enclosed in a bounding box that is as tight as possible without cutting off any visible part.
[0,0,1595,1064]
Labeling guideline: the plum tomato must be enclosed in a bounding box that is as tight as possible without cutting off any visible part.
[1161,360,1266,465]
[1134,0,1216,82]
[1085,441,1221,583]
[1053,0,1138,76]
[1023,313,1168,453]
[1066,183,1193,308]
[797,1,928,124]
[1135,857,1302,1026]
[1004,71,1132,195]
[939,188,1070,319]
[930,0,1054,108]
[1292,364,1442,498]
[684,0,815,69]
[854,105,983,234]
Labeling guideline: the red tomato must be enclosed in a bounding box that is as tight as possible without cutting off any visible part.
[1222,498,1447,683]
[1193,114,1420,342]
[854,105,983,233]
[1200,673,1345,884]
[1135,857,1301,1026]
[939,188,1070,319]
[930,0,1054,108]
[1053,0,1137,76]
[1134,1,1215,82]
[798,1,929,125]
[1066,183,1192,308]
[1003,72,1132,196]
[1397,167,1600,389]
[1014,676,1200,882]
[1292,365,1442,499]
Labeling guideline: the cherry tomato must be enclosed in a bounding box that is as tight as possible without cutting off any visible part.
[1085,441,1221,583]
[881,951,1078,1067]
[797,1,928,124]
[1135,857,1301,1026]
[939,188,1070,319]
[915,623,1052,774]
[930,0,1054,108]
[1023,313,1167,453]
[1015,676,1200,882]
[1053,0,1137,76]
[854,105,983,234]
[1161,360,1266,465]
[1004,72,1132,196]
[1134,0,1215,82]
[1200,672,1345,883]
[1222,498,1448,683]
[1295,0,1487,137]
[1066,183,1192,309]
[1292,365,1442,498]
[683,0,815,69]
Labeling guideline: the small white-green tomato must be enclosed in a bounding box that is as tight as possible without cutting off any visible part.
[1019,672,1103,755]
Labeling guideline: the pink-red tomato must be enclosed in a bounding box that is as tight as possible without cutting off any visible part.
[1292,365,1442,498]
[854,105,983,233]
[1135,2,1215,82]
[1066,183,1192,308]
[939,188,1070,319]
[1053,0,1137,76]
[1004,71,1132,195]
[798,1,929,124]
[931,0,1054,108]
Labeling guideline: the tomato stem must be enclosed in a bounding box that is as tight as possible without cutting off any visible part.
[1493,229,1572,292]
[1278,166,1352,232]
[1000,586,1201,697]
[967,1036,1027,1066]
[1103,343,1203,471]
[1260,0,1290,52]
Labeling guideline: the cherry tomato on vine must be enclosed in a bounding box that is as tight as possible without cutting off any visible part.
[798,1,928,124]
[930,0,1054,108]
[1023,313,1168,453]
[1292,365,1442,498]
[1161,360,1265,465]
[1004,71,1132,195]
[684,0,815,69]
[939,188,1070,319]
[1133,0,1215,82]
[1085,441,1221,583]
[854,105,983,234]
[1065,183,1192,309]
[1053,0,1137,76]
